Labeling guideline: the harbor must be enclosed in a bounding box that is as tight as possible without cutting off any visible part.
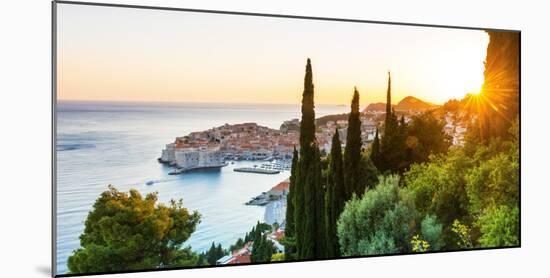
[234,167,280,174]
[233,159,291,175]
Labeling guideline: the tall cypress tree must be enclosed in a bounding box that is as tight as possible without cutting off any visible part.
[343,87,363,199]
[299,58,316,149]
[386,72,392,122]
[326,129,344,257]
[370,127,380,170]
[379,72,406,173]
[285,147,298,238]
[294,58,324,260]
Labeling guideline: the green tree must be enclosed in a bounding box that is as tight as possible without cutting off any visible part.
[379,72,407,173]
[67,186,201,274]
[325,130,345,257]
[285,147,298,239]
[293,58,326,259]
[195,253,207,266]
[203,242,228,265]
[466,153,519,218]
[229,238,245,252]
[404,150,471,233]
[252,233,274,263]
[420,214,444,251]
[477,205,519,247]
[343,87,364,199]
[370,127,381,170]
[405,111,451,165]
[359,151,379,192]
[337,175,417,256]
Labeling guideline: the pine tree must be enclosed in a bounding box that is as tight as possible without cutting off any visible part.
[343,87,364,199]
[325,129,345,257]
[370,127,380,170]
[206,242,217,265]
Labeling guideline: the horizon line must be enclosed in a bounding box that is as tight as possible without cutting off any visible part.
[56,96,446,107]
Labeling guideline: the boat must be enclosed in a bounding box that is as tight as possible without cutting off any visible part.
[168,168,185,175]
[146,180,155,186]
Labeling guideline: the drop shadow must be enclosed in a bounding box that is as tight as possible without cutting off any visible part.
[35,265,51,276]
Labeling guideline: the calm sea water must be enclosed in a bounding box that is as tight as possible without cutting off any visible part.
[55,101,347,274]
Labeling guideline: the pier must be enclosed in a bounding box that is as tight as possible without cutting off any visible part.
[233,167,280,174]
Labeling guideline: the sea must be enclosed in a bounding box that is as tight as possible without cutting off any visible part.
[55,101,348,274]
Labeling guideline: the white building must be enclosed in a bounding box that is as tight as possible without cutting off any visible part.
[161,143,224,170]
[174,146,224,170]
[160,143,176,164]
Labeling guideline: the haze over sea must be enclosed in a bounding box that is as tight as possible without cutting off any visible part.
[55,101,348,274]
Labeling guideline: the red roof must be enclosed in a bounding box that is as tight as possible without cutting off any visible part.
[270,180,290,193]
[269,229,285,241]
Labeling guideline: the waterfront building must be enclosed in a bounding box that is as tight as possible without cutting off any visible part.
[268,180,290,198]
[160,142,176,164]
[174,146,224,170]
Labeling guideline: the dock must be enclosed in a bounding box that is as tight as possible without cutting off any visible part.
[233,167,280,174]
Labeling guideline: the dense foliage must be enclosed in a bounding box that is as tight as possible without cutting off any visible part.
[204,242,227,265]
[404,118,519,250]
[405,112,451,164]
[337,175,417,256]
[67,186,201,273]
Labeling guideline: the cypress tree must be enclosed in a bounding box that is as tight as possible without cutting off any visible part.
[285,147,298,238]
[300,58,316,148]
[379,72,407,173]
[311,146,326,258]
[206,242,217,265]
[370,127,380,170]
[294,58,324,259]
[326,129,344,257]
[385,72,392,126]
[216,243,225,260]
[343,87,363,199]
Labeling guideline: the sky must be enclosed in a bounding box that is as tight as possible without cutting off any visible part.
[57,3,490,106]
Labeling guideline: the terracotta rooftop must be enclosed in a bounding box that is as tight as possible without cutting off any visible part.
[270,180,290,193]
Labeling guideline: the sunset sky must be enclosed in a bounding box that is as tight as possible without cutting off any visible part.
[57,3,489,106]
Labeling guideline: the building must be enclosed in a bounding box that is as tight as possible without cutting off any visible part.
[160,143,176,164]
[174,146,224,170]
[216,243,252,265]
[268,180,290,198]
[160,135,225,170]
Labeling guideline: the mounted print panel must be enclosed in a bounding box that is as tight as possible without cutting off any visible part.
[53,1,520,276]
